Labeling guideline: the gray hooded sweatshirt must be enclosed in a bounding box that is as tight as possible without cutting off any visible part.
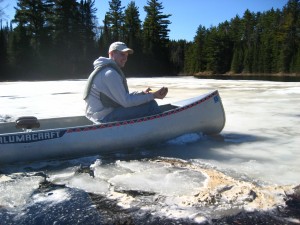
[84,57,154,122]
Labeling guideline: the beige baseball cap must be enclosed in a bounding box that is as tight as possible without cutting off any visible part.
[109,42,134,54]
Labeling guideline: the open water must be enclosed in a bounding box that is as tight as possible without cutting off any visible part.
[0,77,300,224]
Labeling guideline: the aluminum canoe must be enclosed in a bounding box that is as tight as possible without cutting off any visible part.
[0,90,226,165]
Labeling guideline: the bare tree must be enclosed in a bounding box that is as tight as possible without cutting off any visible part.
[0,0,8,20]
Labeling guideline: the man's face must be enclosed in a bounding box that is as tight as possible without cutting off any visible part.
[111,51,129,68]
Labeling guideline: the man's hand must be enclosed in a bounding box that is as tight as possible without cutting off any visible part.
[144,87,152,94]
[153,87,168,99]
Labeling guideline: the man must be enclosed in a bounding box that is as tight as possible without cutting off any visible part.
[83,41,168,123]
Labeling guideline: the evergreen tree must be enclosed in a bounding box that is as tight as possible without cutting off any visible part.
[51,0,82,76]
[241,10,256,73]
[124,1,141,50]
[257,9,281,73]
[123,1,142,75]
[12,0,49,78]
[184,25,207,74]
[0,23,8,79]
[229,15,244,73]
[106,0,125,42]
[217,21,233,73]
[205,27,221,73]
[10,23,34,77]
[279,0,300,73]
[143,0,171,73]
[195,25,208,72]
[143,0,170,53]
[98,15,112,56]
[183,41,196,74]
[169,39,187,74]
[0,2,10,80]
[78,0,98,71]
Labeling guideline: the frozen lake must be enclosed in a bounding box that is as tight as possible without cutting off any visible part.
[0,77,300,224]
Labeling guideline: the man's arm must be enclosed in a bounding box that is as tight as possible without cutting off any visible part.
[103,70,154,107]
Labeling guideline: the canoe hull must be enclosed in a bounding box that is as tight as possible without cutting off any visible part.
[0,90,225,165]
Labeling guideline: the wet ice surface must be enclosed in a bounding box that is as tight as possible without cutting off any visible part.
[0,77,300,224]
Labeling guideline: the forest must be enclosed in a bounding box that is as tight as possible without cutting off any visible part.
[0,0,299,81]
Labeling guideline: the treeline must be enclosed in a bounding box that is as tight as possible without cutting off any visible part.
[0,0,299,81]
[0,0,172,80]
[183,0,300,75]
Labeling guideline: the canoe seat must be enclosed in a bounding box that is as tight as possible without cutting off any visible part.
[15,116,40,130]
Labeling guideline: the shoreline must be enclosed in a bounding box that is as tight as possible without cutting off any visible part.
[1,72,300,82]
[190,72,300,82]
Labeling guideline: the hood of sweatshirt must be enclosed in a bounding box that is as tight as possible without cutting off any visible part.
[93,57,117,69]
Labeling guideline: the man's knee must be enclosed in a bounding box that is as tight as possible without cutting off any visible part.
[148,100,161,114]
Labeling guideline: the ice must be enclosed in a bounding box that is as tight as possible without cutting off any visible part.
[0,175,43,208]
[63,173,110,194]
[47,165,110,194]
[47,160,207,197]
[107,161,206,196]
[167,133,203,145]
[1,78,300,186]
[32,188,70,205]
[0,80,85,120]
[1,77,300,222]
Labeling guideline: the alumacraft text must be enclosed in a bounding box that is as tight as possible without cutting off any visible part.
[0,130,64,144]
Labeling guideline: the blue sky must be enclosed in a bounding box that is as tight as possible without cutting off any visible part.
[2,0,288,41]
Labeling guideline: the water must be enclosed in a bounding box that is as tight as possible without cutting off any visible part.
[0,77,300,224]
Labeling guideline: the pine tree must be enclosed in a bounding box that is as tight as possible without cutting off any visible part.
[78,0,98,71]
[184,25,208,74]
[143,0,171,73]
[241,10,256,73]
[12,0,49,78]
[229,15,244,73]
[0,23,8,79]
[123,1,142,74]
[169,39,187,74]
[143,0,170,53]
[278,0,300,73]
[10,24,34,77]
[51,0,82,76]
[106,0,125,42]
[205,27,220,73]
[98,15,112,56]
[194,25,208,72]
[124,1,141,50]
[183,41,196,74]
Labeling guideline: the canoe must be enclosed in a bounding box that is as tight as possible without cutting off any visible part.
[0,90,226,165]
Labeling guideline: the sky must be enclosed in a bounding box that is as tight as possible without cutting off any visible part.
[1,0,289,41]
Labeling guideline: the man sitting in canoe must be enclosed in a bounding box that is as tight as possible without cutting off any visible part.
[83,42,168,123]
